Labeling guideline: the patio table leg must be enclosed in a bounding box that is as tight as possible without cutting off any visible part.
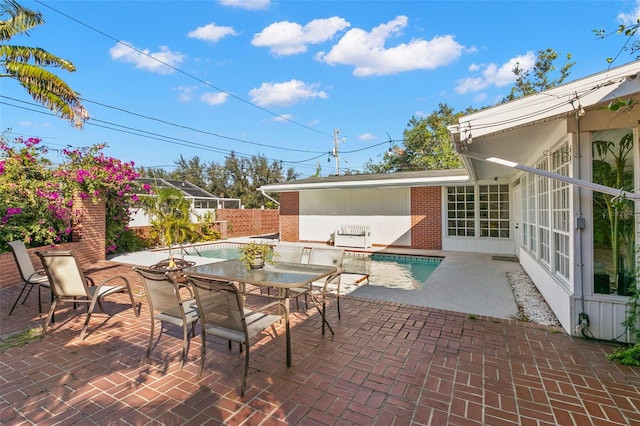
[283,290,291,367]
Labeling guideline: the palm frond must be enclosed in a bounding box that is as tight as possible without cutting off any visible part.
[4,62,88,128]
[0,45,76,71]
[0,0,44,41]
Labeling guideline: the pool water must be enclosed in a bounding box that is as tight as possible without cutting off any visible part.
[200,247,243,260]
[196,245,441,291]
[343,254,440,290]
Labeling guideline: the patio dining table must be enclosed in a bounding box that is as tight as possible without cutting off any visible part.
[183,259,338,367]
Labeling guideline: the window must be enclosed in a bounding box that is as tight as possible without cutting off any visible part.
[479,185,510,238]
[537,159,550,265]
[446,185,510,238]
[522,178,528,247]
[519,142,572,282]
[551,144,571,280]
[527,173,537,251]
[447,186,475,236]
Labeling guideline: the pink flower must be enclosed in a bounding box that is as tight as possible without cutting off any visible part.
[25,137,41,148]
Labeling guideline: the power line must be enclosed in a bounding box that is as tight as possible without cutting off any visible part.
[1,99,322,170]
[3,94,392,166]
[81,97,325,155]
[33,0,334,139]
[12,1,405,172]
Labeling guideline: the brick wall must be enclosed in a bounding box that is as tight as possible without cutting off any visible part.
[1,198,106,289]
[411,187,442,249]
[278,192,299,242]
[71,196,106,264]
[215,208,279,238]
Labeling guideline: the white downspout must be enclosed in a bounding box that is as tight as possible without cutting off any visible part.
[259,190,280,206]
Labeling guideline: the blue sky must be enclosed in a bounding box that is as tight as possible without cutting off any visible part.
[2,0,639,177]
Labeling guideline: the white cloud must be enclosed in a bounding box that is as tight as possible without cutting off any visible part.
[252,17,350,56]
[454,52,536,94]
[109,41,185,74]
[175,86,198,102]
[468,63,481,72]
[272,114,293,122]
[17,120,50,128]
[316,16,464,76]
[473,93,488,103]
[617,0,640,25]
[200,92,229,105]
[219,0,270,10]
[359,133,377,140]
[188,23,237,42]
[249,79,328,107]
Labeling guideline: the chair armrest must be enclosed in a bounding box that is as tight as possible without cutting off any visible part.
[249,300,287,314]
[96,275,131,289]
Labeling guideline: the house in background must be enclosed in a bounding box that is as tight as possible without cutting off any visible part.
[260,61,640,343]
[130,178,241,227]
[259,169,471,249]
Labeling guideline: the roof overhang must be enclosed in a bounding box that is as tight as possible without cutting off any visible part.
[449,61,640,182]
[259,170,471,192]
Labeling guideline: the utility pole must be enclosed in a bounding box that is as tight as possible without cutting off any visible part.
[333,128,340,175]
[331,128,347,175]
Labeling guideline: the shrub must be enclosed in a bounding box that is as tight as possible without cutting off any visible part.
[1,133,144,254]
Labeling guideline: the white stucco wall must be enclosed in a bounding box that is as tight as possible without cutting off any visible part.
[128,207,215,227]
[298,188,412,246]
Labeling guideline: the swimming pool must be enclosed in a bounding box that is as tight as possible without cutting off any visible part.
[343,253,440,290]
[193,244,441,291]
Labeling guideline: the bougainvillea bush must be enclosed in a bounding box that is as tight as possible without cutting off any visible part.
[0,134,146,254]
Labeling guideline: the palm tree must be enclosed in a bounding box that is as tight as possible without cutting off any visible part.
[0,0,88,128]
[138,187,195,247]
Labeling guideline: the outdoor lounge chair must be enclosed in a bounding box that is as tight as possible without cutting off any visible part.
[36,250,139,340]
[185,272,285,397]
[7,240,51,316]
[290,247,344,334]
[133,267,199,370]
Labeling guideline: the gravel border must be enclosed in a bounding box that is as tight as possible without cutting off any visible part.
[507,271,561,326]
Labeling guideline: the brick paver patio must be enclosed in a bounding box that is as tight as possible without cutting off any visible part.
[1,260,639,425]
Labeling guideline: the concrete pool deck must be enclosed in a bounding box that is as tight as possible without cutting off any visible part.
[108,240,520,320]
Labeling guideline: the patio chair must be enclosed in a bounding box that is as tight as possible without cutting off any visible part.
[133,267,199,370]
[185,272,285,397]
[273,244,304,263]
[252,244,306,298]
[36,250,139,340]
[290,247,344,334]
[7,240,51,316]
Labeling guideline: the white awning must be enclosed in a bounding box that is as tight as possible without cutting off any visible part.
[459,150,640,200]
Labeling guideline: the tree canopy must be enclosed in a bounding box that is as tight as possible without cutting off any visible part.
[139,152,298,209]
[0,0,88,128]
[365,103,465,173]
[594,18,640,65]
[365,49,574,174]
[501,48,574,103]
